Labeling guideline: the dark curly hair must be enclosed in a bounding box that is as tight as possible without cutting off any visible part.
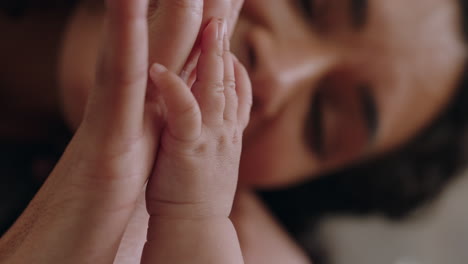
[260,0,468,240]
[0,0,78,18]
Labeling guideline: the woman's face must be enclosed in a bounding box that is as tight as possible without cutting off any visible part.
[232,0,466,187]
[60,0,466,188]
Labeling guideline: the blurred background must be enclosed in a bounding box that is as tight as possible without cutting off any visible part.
[1,1,467,264]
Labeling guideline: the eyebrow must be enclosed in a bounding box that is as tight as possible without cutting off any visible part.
[350,0,369,30]
[459,0,468,41]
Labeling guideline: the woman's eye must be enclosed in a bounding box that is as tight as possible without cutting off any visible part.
[297,0,331,32]
[298,0,316,22]
[297,0,353,34]
[305,70,379,161]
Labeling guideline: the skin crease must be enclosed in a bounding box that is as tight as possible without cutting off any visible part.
[234,0,466,187]
[53,0,465,263]
[60,0,466,190]
[0,0,463,262]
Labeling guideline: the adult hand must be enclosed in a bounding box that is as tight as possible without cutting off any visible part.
[203,0,244,36]
[0,0,249,263]
[112,2,247,263]
[177,0,245,84]
[147,0,244,74]
[0,0,204,263]
[141,18,251,263]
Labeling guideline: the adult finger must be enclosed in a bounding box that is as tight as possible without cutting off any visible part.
[0,1,152,263]
[203,0,244,36]
[148,0,204,73]
[86,0,149,138]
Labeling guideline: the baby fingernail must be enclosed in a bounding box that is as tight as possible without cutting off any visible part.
[150,63,167,78]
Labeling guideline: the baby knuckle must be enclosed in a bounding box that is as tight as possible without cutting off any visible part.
[217,134,228,145]
[215,48,224,58]
[216,135,228,152]
[224,79,237,90]
[192,143,209,156]
[231,129,242,145]
[210,82,226,94]
[216,131,240,146]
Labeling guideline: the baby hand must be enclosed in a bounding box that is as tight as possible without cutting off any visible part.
[147,18,252,219]
[141,18,251,264]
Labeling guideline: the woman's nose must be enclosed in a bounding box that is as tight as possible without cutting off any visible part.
[245,24,338,118]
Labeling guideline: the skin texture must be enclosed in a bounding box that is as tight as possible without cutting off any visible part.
[52,2,468,260]
[60,0,466,189]
[234,0,466,187]
[0,0,251,263]
[141,18,250,264]
[0,0,465,263]
[54,1,466,262]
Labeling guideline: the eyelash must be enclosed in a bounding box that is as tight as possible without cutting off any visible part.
[298,0,316,22]
[306,72,378,159]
